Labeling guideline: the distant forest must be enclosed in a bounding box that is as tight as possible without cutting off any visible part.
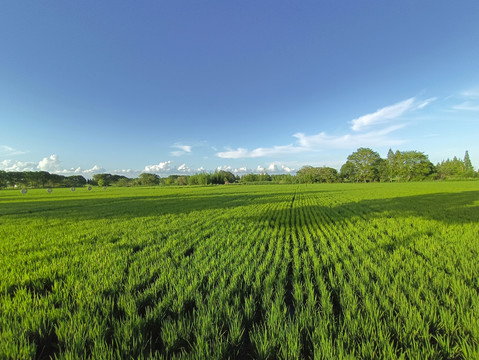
[1,148,477,189]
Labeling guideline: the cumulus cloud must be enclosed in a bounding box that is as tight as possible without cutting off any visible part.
[0,154,106,178]
[82,165,106,175]
[216,165,233,172]
[55,164,106,176]
[112,169,136,175]
[144,161,172,173]
[177,163,190,172]
[0,159,37,172]
[214,164,294,174]
[233,167,248,174]
[37,154,62,172]
[267,163,294,173]
[350,98,415,132]
[217,144,305,159]
[0,145,27,156]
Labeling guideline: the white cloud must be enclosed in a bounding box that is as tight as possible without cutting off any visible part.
[144,161,172,173]
[233,167,248,174]
[417,97,437,109]
[178,145,192,152]
[452,88,479,111]
[216,148,249,159]
[0,159,37,172]
[215,164,294,174]
[294,124,406,149]
[216,124,406,159]
[0,155,105,177]
[216,165,233,171]
[217,144,306,159]
[177,163,190,172]
[37,154,62,172]
[452,102,479,111]
[350,98,415,132]
[0,145,27,156]
[215,96,435,159]
[82,165,105,175]
[267,163,294,173]
[59,165,106,176]
[462,89,479,98]
[112,169,135,175]
[170,144,192,156]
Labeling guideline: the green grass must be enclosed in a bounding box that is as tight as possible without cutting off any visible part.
[1,182,478,359]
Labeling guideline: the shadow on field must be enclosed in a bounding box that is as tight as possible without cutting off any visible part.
[0,191,298,220]
[247,190,479,227]
[350,190,479,224]
[1,189,477,225]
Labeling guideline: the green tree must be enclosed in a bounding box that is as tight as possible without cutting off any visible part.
[386,149,396,181]
[376,158,390,182]
[93,174,113,186]
[177,176,188,186]
[138,173,160,186]
[65,175,87,187]
[399,151,435,181]
[340,161,357,182]
[297,166,339,183]
[345,148,381,182]
[0,171,7,188]
[437,157,465,179]
[463,151,476,177]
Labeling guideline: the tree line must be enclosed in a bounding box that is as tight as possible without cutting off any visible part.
[0,149,476,189]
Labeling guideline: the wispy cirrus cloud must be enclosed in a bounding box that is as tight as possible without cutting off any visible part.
[293,124,406,148]
[170,144,192,156]
[452,102,479,111]
[452,88,479,111]
[216,96,433,159]
[0,145,27,156]
[350,98,415,132]
[417,97,437,109]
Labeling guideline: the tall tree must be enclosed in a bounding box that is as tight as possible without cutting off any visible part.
[297,166,339,183]
[346,148,381,182]
[138,173,160,186]
[340,161,358,182]
[386,149,395,181]
[399,151,435,181]
[464,151,473,170]
[463,150,476,177]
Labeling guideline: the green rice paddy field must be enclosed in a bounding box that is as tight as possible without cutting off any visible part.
[1,182,478,359]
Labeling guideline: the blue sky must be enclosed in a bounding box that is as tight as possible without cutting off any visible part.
[1,1,479,177]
